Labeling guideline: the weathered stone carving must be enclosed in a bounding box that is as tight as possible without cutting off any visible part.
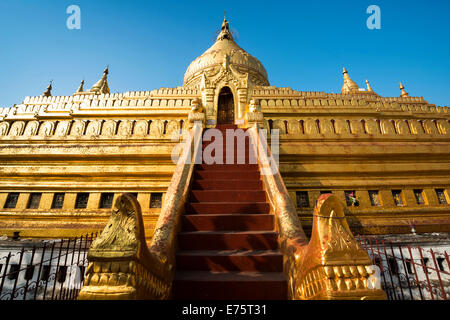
[349,119,364,134]
[0,121,9,136]
[436,119,450,135]
[165,120,179,137]
[319,119,335,135]
[133,120,149,136]
[101,120,117,136]
[334,119,351,135]
[380,119,395,135]
[117,120,133,137]
[409,120,425,135]
[23,120,40,136]
[38,121,55,137]
[149,119,164,137]
[70,120,86,136]
[364,119,381,135]
[304,119,318,135]
[272,119,286,134]
[54,121,71,137]
[423,119,438,135]
[395,120,410,135]
[8,121,25,136]
[286,119,300,135]
[85,120,102,136]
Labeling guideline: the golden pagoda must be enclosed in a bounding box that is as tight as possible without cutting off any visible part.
[0,17,448,300]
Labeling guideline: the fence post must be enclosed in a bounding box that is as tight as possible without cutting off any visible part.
[407,245,424,300]
[50,240,64,300]
[0,252,12,298]
[22,246,37,300]
[10,247,25,300]
[417,245,434,300]
[397,244,414,300]
[65,237,77,300]
[43,241,56,300]
[429,248,447,300]
[34,243,47,300]
[58,238,71,300]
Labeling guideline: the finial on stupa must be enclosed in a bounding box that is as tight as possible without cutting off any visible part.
[399,81,409,97]
[89,66,110,95]
[341,66,359,94]
[75,79,85,94]
[216,14,233,41]
[42,80,53,97]
[366,79,374,92]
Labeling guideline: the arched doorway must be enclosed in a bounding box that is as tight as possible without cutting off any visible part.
[217,87,234,125]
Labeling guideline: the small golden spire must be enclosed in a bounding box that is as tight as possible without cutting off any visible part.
[216,15,233,41]
[75,79,85,93]
[90,66,110,94]
[366,79,374,92]
[42,80,52,97]
[399,81,409,97]
[341,66,359,94]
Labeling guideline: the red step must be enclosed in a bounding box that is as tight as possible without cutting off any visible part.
[173,126,286,300]
[194,170,260,180]
[173,271,287,300]
[185,202,270,214]
[195,164,258,171]
[189,190,266,203]
[192,179,263,191]
[182,214,274,231]
[178,231,278,250]
[176,250,283,272]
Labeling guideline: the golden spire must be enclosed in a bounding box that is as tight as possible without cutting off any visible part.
[90,66,110,94]
[341,66,359,94]
[366,79,374,92]
[216,16,233,41]
[75,79,85,94]
[399,81,409,97]
[41,80,52,97]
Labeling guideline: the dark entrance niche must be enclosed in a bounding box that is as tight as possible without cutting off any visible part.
[217,87,234,125]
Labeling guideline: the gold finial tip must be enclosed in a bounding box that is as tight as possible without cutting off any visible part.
[342,66,348,74]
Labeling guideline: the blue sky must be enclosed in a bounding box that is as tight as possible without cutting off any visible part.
[0,0,449,107]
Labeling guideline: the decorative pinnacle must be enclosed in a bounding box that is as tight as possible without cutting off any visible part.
[42,80,53,97]
[399,81,409,97]
[217,15,233,41]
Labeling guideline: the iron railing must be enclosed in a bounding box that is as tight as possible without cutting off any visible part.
[0,233,97,300]
[357,235,450,300]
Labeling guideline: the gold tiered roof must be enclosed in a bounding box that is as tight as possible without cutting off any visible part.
[183,18,269,87]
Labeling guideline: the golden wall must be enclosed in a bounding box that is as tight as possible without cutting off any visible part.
[0,86,449,238]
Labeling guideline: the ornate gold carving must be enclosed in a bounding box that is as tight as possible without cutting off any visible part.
[133,120,149,136]
[0,121,9,136]
[23,120,40,136]
[248,126,387,300]
[78,193,171,300]
[149,119,164,137]
[8,121,25,136]
[286,194,386,300]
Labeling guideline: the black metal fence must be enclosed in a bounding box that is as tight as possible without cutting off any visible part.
[0,233,97,300]
[357,235,450,300]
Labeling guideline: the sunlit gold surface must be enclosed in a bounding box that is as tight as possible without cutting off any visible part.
[0,17,449,301]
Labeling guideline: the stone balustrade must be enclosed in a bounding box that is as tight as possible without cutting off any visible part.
[264,117,450,137]
[0,119,185,139]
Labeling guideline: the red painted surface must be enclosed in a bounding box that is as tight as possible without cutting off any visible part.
[173,125,287,300]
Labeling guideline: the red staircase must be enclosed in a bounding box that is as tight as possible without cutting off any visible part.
[173,125,287,300]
